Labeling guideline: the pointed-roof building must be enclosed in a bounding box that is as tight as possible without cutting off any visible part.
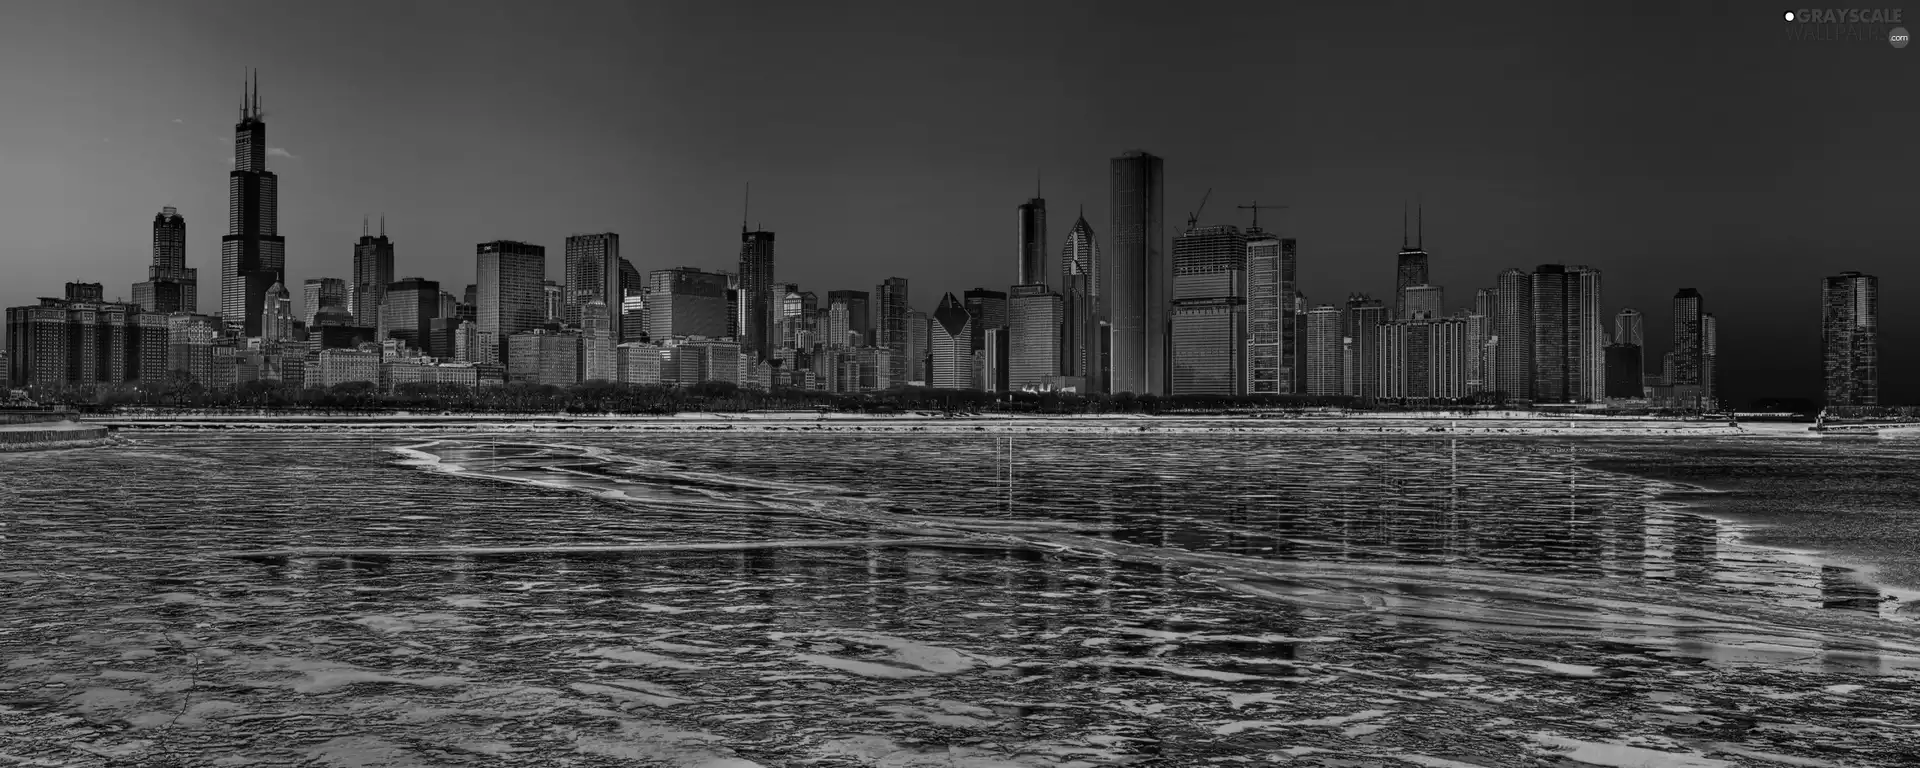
[929,293,974,389]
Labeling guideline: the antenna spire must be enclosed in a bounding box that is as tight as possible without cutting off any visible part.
[742,182,750,234]
[251,68,259,118]
[1036,170,1042,199]
[380,214,386,237]
[362,215,368,237]
[240,70,247,120]
[1401,201,1408,250]
[1417,195,1423,250]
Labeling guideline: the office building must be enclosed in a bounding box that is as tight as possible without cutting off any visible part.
[826,290,871,346]
[1822,271,1879,407]
[1303,304,1344,396]
[1059,211,1101,392]
[1529,265,1603,403]
[646,267,731,340]
[1394,207,1428,320]
[1108,150,1167,395]
[564,233,622,341]
[1344,295,1388,400]
[381,277,440,353]
[1379,314,1469,402]
[219,73,287,337]
[476,240,546,366]
[1702,313,1718,410]
[581,299,616,382]
[1008,284,1062,389]
[1401,284,1443,320]
[262,281,295,342]
[507,330,581,387]
[1671,288,1705,408]
[1606,343,1644,399]
[738,228,776,359]
[350,218,394,324]
[963,289,1007,354]
[929,293,973,389]
[1493,268,1533,400]
[876,277,910,383]
[301,278,347,330]
[1018,195,1047,286]
[132,206,197,314]
[1246,231,1284,394]
[1170,224,1247,396]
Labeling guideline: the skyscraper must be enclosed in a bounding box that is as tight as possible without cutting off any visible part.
[1059,211,1101,391]
[1605,343,1644,399]
[1344,295,1388,400]
[876,278,910,383]
[564,233,623,341]
[1008,284,1062,389]
[302,278,347,330]
[1393,205,1428,320]
[645,268,731,340]
[908,309,930,384]
[1018,195,1047,286]
[1247,231,1283,394]
[1170,224,1247,396]
[930,293,974,389]
[132,206,196,314]
[1823,272,1879,408]
[1529,264,1602,404]
[738,228,776,360]
[476,240,546,366]
[1493,269,1533,400]
[1671,288,1705,408]
[1702,312,1719,410]
[826,290,872,346]
[963,289,1008,354]
[1303,304,1343,396]
[1401,284,1443,320]
[262,281,295,343]
[350,218,394,325]
[382,277,440,353]
[543,281,564,323]
[219,72,286,337]
[1109,151,1166,396]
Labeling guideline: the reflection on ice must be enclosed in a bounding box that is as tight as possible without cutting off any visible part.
[0,432,1917,765]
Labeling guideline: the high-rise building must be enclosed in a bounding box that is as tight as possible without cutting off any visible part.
[1615,307,1644,391]
[1379,314,1469,402]
[1394,207,1429,320]
[646,268,731,340]
[302,278,347,330]
[581,299,616,382]
[963,289,1008,354]
[476,240,546,366]
[5,290,145,390]
[1059,211,1101,392]
[350,218,395,325]
[1343,295,1388,401]
[1008,284,1062,389]
[1303,304,1344,396]
[542,281,564,323]
[1402,284,1443,320]
[876,278,910,383]
[1606,343,1644,399]
[907,309,930,384]
[826,290,871,346]
[929,293,974,389]
[564,233,622,341]
[1671,288,1705,408]
[1493,268,1533,400]
[381,277,440,353]
[262,281,295,342]
[1463,309,1494,394]
[1018,196,1047,286]
[1823,271,1879,408]
[1247,232,1283,394]
[219,72,286,338]
[1109,150,1167,396]
[1702,312,1719,410]
[133,206,197,314]
[1170,224,1247,396]
[738,228,776,359]
[1529,265,1602,403]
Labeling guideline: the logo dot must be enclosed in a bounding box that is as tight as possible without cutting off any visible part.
[1784,10,1795,21]
[1893,26,1910,48]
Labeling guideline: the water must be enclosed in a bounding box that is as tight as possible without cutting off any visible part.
[1,432,1917,766]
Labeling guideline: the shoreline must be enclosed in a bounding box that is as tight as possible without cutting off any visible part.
[88,412,1765,436]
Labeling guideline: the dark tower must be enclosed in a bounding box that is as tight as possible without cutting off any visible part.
[218,69,286,337]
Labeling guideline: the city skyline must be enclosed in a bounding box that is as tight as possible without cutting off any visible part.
[1,1,1913,403]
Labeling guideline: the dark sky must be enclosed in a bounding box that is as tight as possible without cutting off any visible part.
[1,0,1914,404]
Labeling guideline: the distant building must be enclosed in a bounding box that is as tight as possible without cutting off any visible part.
[876,278,910,383]
[543,280,564,323]
[581,299,617,382]
[1822,271,1879,407]
[1343,295,1387,400]
[1246,232,1285,394]
[826,290,871,346]
[350,221,395,325]
[1394,212,1429,320]
[1529,265,1603,403]
[219,76,287,338]
[1059,212,1101,393]
[1605,343,1644,399]
[1379,314,1469,402]
[302,277,347,330]
[133,206,197,314]
[646,267,731,340]
[476,240,546,367]
[1493,269,1533,400]
[507,329,581,387]
[381,277,440,352]
[4,287,154,390]
[907,308,930,385]
[1170,224,1247,396]
[1671,288,1706,409]
[563,233,622,341]
[262,280,295,342]
[929,293,973,389]
[1007,285,1060,390]
[1109,150,1167,396]
[738,228,776,360]
[616,342,663,386]
[305,347,380,389]
[1702,313,1719,410]
[1303,304,1343,396]
[1018,196,1047,286]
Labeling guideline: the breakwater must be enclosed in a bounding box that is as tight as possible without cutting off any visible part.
[0,419,114,451]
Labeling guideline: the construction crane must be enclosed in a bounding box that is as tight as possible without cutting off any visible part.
[1236,201,1289,231]
[1187,188,1212,231]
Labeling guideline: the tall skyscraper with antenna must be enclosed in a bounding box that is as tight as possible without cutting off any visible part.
[1394,203,1429,320]
[351,216,394,325]
[219,70,286,337]
[737,184,776,360]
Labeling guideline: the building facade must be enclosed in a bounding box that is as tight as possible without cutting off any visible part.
[133,206,197,314]
[1108,150,1167,396]
[1822,271,1879,407]
[476,240,547,367]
